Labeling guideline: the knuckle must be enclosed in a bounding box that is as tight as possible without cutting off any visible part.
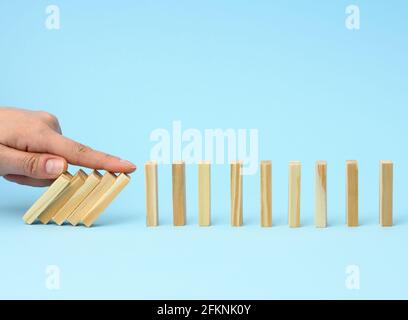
[73,143,92,161]
[37,111,59,126]
[75,143,91,154]
[23,155,40,176]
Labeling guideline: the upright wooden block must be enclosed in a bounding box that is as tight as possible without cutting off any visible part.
[346,160,358,227]
[231,161,243,227]
[42,170,88,224]
[22,173,72,224]
[145,161,159,227]
[172,161,186,226]
[82,173,130,227]
[288,161,301,228]
[260,160,272,227]
[315,161,327,228]
[198,161,211,226]
[68,172,116,226]
[380,160,393,227]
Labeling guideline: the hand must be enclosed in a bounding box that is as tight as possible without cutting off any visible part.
[0,107,136,187]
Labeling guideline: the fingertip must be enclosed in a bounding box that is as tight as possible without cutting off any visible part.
[119,160,137,173]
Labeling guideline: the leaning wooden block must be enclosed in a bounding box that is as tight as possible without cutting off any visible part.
[198,161,211,226]
[38,170,88,224]
[67,172,116,226]
[22,173,72,225]
[260,160,272,227]
[82,173,130,227]
[288,161,301,228]
[145,161,159,227]
[231,161,243,227]
[346,160,358,227]
[172,161,186,226]
[54,170,102,225]
[315,161,327,228]
[380,160,393,227]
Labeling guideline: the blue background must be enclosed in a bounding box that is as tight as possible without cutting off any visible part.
[0,0,407,299]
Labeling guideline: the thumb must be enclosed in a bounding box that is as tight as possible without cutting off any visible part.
[0,144,67,179]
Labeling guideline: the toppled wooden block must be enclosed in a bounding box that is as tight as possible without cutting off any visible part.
[82,173,130,227]
[39,170,88,224]
[54,170,102,225]
[23,170,130,227]
[23,173,72,224]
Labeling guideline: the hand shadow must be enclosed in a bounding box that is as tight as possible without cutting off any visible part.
[0,202,31,222]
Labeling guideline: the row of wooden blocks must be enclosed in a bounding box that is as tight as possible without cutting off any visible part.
[145,160,394,227]
[22,170,130,227]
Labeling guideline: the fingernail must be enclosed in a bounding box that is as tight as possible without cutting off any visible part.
[120,159,137,170]
[45,159,65,175]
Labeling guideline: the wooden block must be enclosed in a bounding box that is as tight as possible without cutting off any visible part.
[198,161,211,226]
[22,173,72,224]
[172,161,186,226]
[346,160,358,227]
[56,170,102,225]
[82,173,130,227]
[288,161,301,228]
[315,161,327,228]
[145,161,159,227]
[67,172,116,226]
[231,161,243,227]
[260,160,272,227]
[38,170,87,224]
[380,160,393,227]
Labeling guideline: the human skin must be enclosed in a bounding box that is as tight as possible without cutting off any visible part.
[0,107,136,187]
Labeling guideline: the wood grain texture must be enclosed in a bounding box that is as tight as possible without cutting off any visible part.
[346,160,359,227]
[67,172,116,226]
[82,173,130,227]
[288,161,301,228]
[315,161,327,228]
[48,170,88,225]
[172,161,186,226]
[260,160,272,227]
[65,171,103,225]
[380,160,393,227]
[145,161,159,227]
[231,161,243,227]
[22,173,72,224]
[53,170,102,225]
[198,161,211,226]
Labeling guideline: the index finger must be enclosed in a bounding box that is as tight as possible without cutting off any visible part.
[45,133,137,173]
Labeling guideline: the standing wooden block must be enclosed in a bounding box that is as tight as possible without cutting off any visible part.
[172,161,186,226]
[145,161,159,227]
[39,170,88,224]
[260,160,272,227]
[380,160,393,227]
[288,161,301,228]
[22,173,72,224]
[315,161,327,228]
[346,160,358,227]
[231,161,243,227]
[198,161,211,226]
[82,173,130,227]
